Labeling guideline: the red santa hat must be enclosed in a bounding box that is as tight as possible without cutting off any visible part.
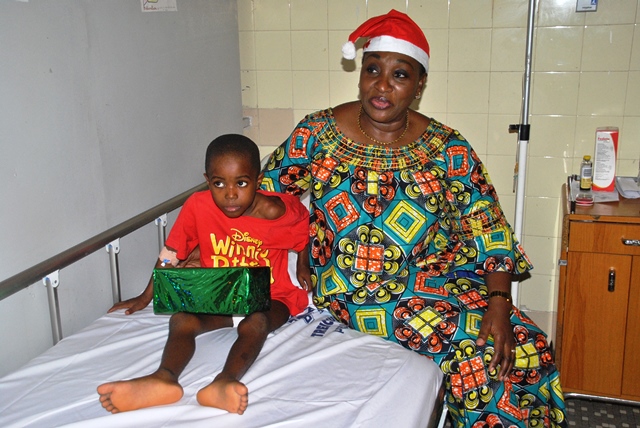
[342,9,430,73]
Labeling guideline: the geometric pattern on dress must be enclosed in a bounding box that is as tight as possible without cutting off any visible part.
[319,265,349,296]
[515,243,535,273]
[354,242,384,273]
[480,228,512,252]
[365,169,379,195]
[464,311,484,338]
[289,127,311,158]
[260,176,275,193]
[497,380,523,420]
[365,281,383,293]
[551,375,564,405]
[514,342,541,370]
[455,289,487,310]
[354,307,388,337]
[450,355,488,399]
[518,405,534,428]
[411,170,442,195]
[325,191,359,233]
[455,201,511,241]
[446,145,471,178]
[350,280,404,305]
[311,156,339,184]
[460,201,510,243]
[383,200,426,244]
[406,307,443,342]
[414,271,448,295]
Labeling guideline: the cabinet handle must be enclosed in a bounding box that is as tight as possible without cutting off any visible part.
[608,268,615,292]
[621,238,640,246]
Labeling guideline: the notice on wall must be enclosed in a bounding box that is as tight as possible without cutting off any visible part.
[141,0,177,12]
[576,0,597,12]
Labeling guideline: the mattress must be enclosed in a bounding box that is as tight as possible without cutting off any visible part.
[0,303,443,427]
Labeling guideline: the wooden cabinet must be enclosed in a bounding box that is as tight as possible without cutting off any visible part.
[556,185,640,401]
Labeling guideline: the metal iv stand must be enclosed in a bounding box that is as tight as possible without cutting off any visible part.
[508,0,535,307]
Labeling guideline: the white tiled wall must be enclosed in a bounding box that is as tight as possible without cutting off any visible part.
[238,0,640,338]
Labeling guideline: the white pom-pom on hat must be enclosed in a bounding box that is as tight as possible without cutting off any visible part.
[341,9,430,73]
[342,41,357,60]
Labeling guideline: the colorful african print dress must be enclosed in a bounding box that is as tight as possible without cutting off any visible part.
[261,108,567,427]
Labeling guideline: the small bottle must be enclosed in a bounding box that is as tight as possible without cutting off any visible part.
[580,155,593,190]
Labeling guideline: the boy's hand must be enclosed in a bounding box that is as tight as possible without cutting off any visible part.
[107,289,152,315]
[107,245,199,315]
[295,246,312,291]
[107,272,155,315]
[296,265,312,291]
[177,246,201,268]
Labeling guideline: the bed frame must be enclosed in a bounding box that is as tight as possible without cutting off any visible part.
[0,183,445,428]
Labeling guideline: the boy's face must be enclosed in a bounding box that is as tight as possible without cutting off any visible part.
[204,153,263,218]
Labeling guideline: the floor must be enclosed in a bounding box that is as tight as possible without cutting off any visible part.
[441,398,640,427]
[565,398,640,428]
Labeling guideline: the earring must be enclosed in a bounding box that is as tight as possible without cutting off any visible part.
[415,93,421,99]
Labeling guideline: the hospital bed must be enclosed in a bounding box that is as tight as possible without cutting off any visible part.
[0,183,445,428]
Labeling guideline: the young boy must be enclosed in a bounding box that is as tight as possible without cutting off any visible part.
[97,134,312,415]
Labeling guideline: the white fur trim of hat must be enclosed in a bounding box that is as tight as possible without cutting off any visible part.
[341,9,430,73]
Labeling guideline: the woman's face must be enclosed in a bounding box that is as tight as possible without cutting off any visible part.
[359,51,426,125]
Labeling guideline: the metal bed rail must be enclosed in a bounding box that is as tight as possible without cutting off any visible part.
[0,182,207,344]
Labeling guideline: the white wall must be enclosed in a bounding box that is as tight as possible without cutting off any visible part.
[0,0,242,376]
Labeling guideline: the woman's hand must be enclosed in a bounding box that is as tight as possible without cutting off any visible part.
[476,272,515,381]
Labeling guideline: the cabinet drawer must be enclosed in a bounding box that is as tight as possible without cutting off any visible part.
[569,222,640,255]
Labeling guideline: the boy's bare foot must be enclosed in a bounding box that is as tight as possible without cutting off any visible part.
[97,372,183,413]
[196,378,249,415]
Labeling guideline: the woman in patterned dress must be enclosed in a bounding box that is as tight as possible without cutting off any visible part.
[261,10,567,428]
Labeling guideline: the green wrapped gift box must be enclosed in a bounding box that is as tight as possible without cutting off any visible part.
[153,267,271,315]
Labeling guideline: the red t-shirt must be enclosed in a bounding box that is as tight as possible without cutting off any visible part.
[165,190,310,316]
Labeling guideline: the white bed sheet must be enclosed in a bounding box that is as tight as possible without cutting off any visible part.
[0,304,443,428]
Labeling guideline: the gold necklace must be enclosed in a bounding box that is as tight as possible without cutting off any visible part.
[357,104,409,146]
